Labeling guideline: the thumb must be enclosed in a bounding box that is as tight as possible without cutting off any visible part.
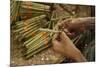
[60,32,70,41]
[52,40,61,52]
[60,32,73,44]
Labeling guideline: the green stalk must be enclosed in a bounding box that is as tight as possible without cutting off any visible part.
[24,32,47,46]
[22,28,39,37]
[19,23,41,34]
[23,31,41,45]
[21,2,50,12]
[18,28,39,41]
[26,37,50,54]
[15,19,39,29]
[23,31,40,46]
[23,30,39,38]
[15,15,46,25]
[26,33,49,49]
[74,34,83,45]
[26,44,50,59]
[39,28,61,33]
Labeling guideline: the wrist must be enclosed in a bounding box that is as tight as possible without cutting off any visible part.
[73,51,87,62]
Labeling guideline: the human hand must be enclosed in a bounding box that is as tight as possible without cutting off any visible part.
[58,17,95,37]
[52,32,86,62]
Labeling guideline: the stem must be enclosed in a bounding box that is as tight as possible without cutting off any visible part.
[39,28,61,33]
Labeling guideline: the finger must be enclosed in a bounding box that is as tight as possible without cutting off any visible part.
[63,29,69,33]
[60,32,71,42]
[52,32,61,41]
[63,29,75,38]
[52,40,60,46]
[58,19,71,29]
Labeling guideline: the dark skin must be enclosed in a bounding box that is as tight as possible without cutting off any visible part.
[52,17,95,62]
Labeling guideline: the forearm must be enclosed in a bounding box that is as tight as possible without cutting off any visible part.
[64,49,87,62]
[69,17,95,31]
[73,51,87,62]
[83,17,95,30]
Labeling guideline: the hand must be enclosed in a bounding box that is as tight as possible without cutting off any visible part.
[58,17,95,37]
[52,32,87,62]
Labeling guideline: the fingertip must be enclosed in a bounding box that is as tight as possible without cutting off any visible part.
[60,32,66,37]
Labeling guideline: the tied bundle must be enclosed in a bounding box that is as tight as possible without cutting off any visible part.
[12,15,52,59]
[19,2,50,20]
[10,0,21,23]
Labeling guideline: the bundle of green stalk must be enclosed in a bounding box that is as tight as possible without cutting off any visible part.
[12,14,53,59]
[21,2,50,12]
[10,0,21,23]
[19,2,50,20]
[23,31,51,59]
[12,15,48,41]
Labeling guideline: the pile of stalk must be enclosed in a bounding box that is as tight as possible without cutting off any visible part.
[19,2,50,20]
[10,0,21,23]
[12,2,54,59]
[12,15,52,59]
